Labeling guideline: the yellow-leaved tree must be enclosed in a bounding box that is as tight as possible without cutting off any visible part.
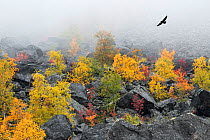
[191,56,210,90]
[0,53,18,118]
[154,48,176,80]
[45,50,66,76]
[28,72,75,125]
[68,56,96,85]
[0,98,46,140]
[149,49,176,101]
[112,53,145,82]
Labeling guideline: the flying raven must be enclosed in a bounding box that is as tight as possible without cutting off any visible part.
[157,16,167,26]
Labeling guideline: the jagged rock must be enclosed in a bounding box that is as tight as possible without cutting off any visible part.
[41,115,73,140]
[17,45,44,61]
[71,99,87,112]
[78,113,210,140]
[80,123,112,140]
[14,91,26,100]
[191,89,210,117]
[46,74,62,84]
[117,85,156,116]
[70,83,88,106]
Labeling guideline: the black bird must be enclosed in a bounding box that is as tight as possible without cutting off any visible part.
[157,16,167,26]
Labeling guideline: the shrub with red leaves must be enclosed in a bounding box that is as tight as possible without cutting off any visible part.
[14,51,29,62]
[131,93,144,115]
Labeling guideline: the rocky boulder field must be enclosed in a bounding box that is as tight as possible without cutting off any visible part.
[1,36,210,140]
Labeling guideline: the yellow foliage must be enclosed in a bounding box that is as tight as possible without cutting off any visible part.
[160,48,175,60]
[10,118,46,140]
[0,98,45,140]
[45,50,66,76]
[28,73,75,125]
[68,56,95,85]
[112,53,145,82]
[0,54,18,118]
[122,113,142,125]
[192,57,210,90]
[154,49,176,80]
[148,74,168,101]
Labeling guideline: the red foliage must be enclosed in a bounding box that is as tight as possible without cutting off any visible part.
[177,58,186,68]
[131,93,144,115]
[78,103,98,126]
[87,87,95,101]
[14,51,29,62]
[141,65,150,80]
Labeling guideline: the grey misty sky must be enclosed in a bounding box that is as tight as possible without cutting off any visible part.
[0,0,210,45]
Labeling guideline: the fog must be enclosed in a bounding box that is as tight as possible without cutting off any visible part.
[1,0,210,47]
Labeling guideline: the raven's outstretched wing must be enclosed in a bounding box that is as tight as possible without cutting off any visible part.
[157,15,167,26]
[162,16,167,22]
[157,22,162,26]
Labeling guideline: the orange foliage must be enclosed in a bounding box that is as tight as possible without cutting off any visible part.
[68,39,80,57]
[175,69,193,97]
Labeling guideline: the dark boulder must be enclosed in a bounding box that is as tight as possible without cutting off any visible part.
[17,45,43,61]
[69,83,88,106]
[117,85,156,116]
[41,115,73,140]
[191,89,210,117]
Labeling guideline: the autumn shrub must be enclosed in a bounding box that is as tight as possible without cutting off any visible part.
[0,54,18,118]
[154,48,176,80]
[191,56,210,90]
[131,93,144,115]
[100,69,122,111]
[45,50,66,76]
[148,74,168,101]
[177,58,186,69]
[122,113,142,126]
[14,51,29,62]
[94,30,116,66]
[141,64,150,81]
[149,49,176,101]
[174,68,193,97]
[68,56,96,85]
[112,53,145,82]
[78,103,98,126]
[0,98,46,140]
[68,38,80,57]
[28,72,75,125]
